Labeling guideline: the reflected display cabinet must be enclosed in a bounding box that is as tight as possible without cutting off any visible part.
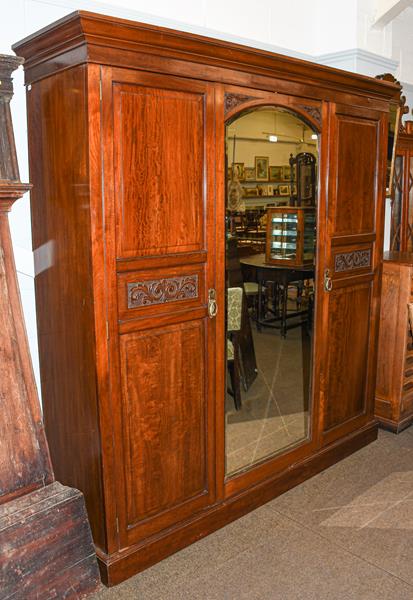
[13,11,399,586]
[265,207,316,266]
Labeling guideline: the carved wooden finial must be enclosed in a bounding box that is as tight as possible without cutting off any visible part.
[376,72,409,134]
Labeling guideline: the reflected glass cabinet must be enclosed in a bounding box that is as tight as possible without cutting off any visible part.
[14,11,398,587]
[266,207,316,266]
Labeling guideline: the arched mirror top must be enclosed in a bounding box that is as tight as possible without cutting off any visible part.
[224,97,322,134]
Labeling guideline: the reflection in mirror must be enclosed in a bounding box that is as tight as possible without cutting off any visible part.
[225,107,318,477]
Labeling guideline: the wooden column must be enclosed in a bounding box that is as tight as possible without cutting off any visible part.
[0,55,100,598]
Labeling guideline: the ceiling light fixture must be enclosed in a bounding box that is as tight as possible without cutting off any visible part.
[268,134,278,142]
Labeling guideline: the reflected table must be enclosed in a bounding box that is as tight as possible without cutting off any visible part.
[240,253,315,337]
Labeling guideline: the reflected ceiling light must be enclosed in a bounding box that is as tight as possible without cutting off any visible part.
[311,134,318,140]
[268,134,278,142]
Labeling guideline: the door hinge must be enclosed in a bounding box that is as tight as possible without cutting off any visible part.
[106,321,109,340]
[99,79,102,101]
[115,516,119,535]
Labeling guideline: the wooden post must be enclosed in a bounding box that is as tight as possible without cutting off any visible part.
[0,54,100,598]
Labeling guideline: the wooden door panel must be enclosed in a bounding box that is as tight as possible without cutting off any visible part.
[102,68,216,549]
[324,281,371,431]
[321,104,385,444]
[119,321,209,538]
[113,83,204,259]
[333,116,377,235]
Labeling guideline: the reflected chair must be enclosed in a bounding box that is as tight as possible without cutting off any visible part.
[227,286,243,410]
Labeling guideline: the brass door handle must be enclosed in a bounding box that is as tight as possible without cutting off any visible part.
[208,288,218,318]
[324,269,332,292]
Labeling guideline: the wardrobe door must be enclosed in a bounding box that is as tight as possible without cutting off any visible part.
[320,103,386,445]
[101,68,217,549]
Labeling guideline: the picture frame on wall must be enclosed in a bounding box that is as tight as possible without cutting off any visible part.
[244,187,259,197]
[244,167,255,181]
[279,185,290,196]
[269,165,283,181]
[283,165,291,180]
[255,156,269,181]
[232,162,245,180]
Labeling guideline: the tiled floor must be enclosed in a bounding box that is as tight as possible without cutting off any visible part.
[93,427,413,599]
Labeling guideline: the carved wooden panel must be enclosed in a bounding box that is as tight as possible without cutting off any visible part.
[334,249,371,272]
[117,264,205,323]
[324,282,371,431]
[113,82,205,258]
[128,274,198,308]
[296,104,321,128]
[333,115,377,235]
[119,321,210,540]
[224,92,256,114]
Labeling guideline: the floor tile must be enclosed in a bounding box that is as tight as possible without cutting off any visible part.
[93,429,413,599]
[154,519,413,600]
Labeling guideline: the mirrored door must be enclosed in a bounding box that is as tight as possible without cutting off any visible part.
[225,106,318,477]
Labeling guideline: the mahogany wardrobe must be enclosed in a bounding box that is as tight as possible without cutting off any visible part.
[13,11,399,586]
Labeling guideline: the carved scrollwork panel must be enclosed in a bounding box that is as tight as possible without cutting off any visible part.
[296,105,322,128]
[224,93,257,115]
[127,275,199,308]
[334,250,371,273]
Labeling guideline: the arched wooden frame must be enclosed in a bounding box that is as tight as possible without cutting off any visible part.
[222,99,322,497]
[224,97,322,135]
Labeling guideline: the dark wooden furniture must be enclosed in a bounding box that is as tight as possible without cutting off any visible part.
[240,253,314,336]
[265,206,316,266]
[13,11,398,586]
[375,251,413,432]
[289,152,317,207]
[0,54,99,597]
[226,237,258,392]
[390,121,413,251]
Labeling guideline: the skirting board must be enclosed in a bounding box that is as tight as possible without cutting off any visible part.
[376,414,413,434]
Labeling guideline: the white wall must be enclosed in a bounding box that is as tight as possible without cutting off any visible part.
[3,0,413,396]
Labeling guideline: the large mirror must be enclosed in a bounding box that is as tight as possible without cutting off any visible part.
[225,106,318,477]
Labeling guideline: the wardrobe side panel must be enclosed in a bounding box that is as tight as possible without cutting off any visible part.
[27,65,106,550]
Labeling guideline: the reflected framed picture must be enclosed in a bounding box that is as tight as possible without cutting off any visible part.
[232,162,245,180]
[283,165,291,180]
[279,185,290,196]
[269,165,283,181]
[255,156,269,181]
[244,166,255,181]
